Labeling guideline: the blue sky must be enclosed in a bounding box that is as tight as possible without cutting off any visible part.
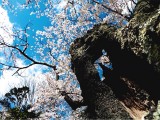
[0,0,52,92]
[3,0,51,57]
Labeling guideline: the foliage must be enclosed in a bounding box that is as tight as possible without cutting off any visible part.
[0,86,41,119]
[6,106,40,119]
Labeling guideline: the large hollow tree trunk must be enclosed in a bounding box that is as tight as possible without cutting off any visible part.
[69,0,160,119]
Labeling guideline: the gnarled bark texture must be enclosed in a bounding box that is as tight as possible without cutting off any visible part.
[69,0,160,119]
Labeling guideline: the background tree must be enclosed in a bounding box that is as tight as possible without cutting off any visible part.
[0,86,41,119]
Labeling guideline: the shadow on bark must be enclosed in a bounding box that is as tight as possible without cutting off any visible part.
[101,44,160,110]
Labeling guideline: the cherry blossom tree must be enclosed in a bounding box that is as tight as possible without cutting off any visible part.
[0,0,146,119]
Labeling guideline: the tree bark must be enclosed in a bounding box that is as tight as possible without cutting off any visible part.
[70,0,160,119]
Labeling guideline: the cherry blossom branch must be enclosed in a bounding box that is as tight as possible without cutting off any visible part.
[0,41,58,77]
[61,91,85,110]
[92,0,130,20]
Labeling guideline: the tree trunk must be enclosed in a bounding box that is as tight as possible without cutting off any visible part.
[70,0,160,119]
